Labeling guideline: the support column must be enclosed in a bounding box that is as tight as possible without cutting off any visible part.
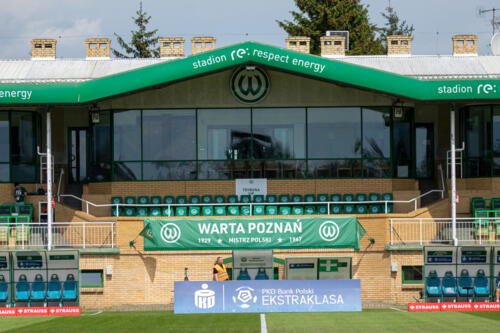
[46,109,53,251]
[450,104,457,246]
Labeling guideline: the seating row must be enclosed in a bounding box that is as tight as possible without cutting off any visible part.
[471,197,500,214]
[0,203,34,217]
[0,273,77,305]
[110,193,394,217]
[426,269,498,300]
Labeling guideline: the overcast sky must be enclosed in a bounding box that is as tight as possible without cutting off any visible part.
[1,0,500,58]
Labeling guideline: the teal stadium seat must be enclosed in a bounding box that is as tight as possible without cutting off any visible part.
[228,206,239,216]
[426,270,441,298]
[292,194,303,203]
[458,269,473,298]
[279,206,291,215]
[138,196,148,205]
[237,268,251,280]
[31,274,46,303]
[442,271,457,298]
[150,207,162,217]
[214,206,226,216]
[227,195,238,204]
[266,206,278,215]
[202,206,214,216]
[47,274,62,302]
[292,206,303,215]
[151,196,161,205]
[317,194,329,214]
[279,194,290,203]
[124,196,136,216]
[162,206,173,217]
[253,195,264,203]
[111,197,122,216]
[253,206,265,216]
[62,274,78,303]
[255,268,269,280]
[305,205,316,215]
[382,193,393,213]
[164,196,175,205]
[369,193,381,214]
[189,196,201,204]
[240,195,251,204]
[201,195,213,204]
[175,206,187,216]
[241,206,251,216]
[189,206,201,216]
[0,274,8,302]
[15,274,30,303]
[474,269,489,298]
[137,196,149,216]
[266,195,277,203]
[304,194,315,203]
[214,195,225,204]
[355,193,367,214]
[343,194,355,214]
[176,196,187,204]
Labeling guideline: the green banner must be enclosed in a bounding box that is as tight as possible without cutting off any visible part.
[143,217,365,251]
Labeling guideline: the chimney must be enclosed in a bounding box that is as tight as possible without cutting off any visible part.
[31,39,56,59]
[320,36,345,57]
[285,36,310,54]
[452,34,478,56]
[191,36,216,55]
[387,35,412,56]
[159,37,185,58]
[85,38,111,59]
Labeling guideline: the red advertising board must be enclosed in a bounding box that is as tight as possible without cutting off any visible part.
[0,307,81,317]
[408,302,500,312]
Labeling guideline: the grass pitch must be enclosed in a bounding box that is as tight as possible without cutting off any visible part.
[1,309,500,333]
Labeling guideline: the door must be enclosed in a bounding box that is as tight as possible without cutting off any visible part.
[68,128,88,183]
[415,123,434,179]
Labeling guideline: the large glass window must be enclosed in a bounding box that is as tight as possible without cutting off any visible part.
[465,106,491,177]
[0,113,8,182]
[494,106,500,176]
[392,108,413,178]
[113,110,141,161]
[90,111,111,181]
[10,112,36,182]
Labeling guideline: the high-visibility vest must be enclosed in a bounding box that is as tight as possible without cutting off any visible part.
[214,264,229,281]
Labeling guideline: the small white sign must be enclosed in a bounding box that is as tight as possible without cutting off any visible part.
[235,179,267,199]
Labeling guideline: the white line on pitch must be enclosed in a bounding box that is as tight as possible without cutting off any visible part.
[260,313,268,333]
[84,310,103,316]
[390,307,407,312]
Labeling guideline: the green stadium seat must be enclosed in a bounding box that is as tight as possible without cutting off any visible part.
[214,195,225,204]
[266,206,278,215]
[292,206,303,215]
[304,194,315,203]
[369,193,380,202]
[343,194,354,214]
[279,206,291,215]
[176,196,187,204]
[368,193,381,214]
[241,206,251,216]
[266,195,277,203]
[317,194,328,202]
[279,194,290,203]
[344,194,354,202]
[201,195,213,204]
[240,195,251,203]
[162,207,173,217]
[228,206,239,216]
[136,207,148,217]
[356,205,368,214]
[382,193,393,213]
[164,196,175,204]
[331,205,342,214]
[138,196,149,205]
[318,205,328,214]
[124,207,135,217]
[0,204,13,216]
[214,206,226,216]
[253,205,265,216]
[253,195,264,203]
[227,195,238,204]
[151,196,161,205]
[330,194,341,202]
[189,206,201,216]
[202,206,214,216]
[356,193,367,202]
[305,205,316,215]
[189,196,201,204]
[355,194,367,214]
[317,194,329,215]
[292,194,303,203]
[125,196,136,205]
[150,207,161,217]
[491,198,500,210]
[175,206,187,216]
[111,197,122,217]
[343,204,354,214]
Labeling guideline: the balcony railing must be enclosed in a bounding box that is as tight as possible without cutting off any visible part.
[389,218,500,246]
[0,222,116,249]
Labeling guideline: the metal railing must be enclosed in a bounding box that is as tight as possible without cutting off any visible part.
[390,217,500,246]
[60,189,445,217]
[0,222,116,249]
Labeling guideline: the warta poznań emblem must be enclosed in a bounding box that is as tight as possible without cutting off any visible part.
[231,66,270,104]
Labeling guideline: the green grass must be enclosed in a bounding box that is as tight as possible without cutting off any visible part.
[1,309,500,333]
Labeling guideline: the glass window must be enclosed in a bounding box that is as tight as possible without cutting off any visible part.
[113,162,141,181]
[90,111,111,181]
[492,106,500,176]
[392,108,413,178]
[465,106,491,177]
[362,108,390,158]
[308,108,361,158]
[252,108,305,159]
[80,270,102,288]
[142,109,195,160]
[143,161,196,180]
[402,266,423,284]
[0,164,8,182]
[113,110,141,161]
[198,160,250,180]
[11,112,36,182]
[197,109,251,160]
[0,113,8,163]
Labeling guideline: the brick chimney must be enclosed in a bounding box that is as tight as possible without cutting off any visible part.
[85,38,111,59]
[452,35,478,56]
[191,37,216,55]
[31,39,56,59]
[387,35,412,56]
[320,36,345,57]
[159,37,185,58]
[285,36,310,54]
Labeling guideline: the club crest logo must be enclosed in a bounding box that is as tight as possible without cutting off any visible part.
[318,221,340,242]
[231,67,270,103]
[160,223,181,243]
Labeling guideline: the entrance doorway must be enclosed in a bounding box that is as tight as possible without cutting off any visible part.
[68,128,88,183]
[415,123,434,179]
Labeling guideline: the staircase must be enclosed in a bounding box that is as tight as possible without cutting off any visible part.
[61,183,84,211]
[418,179,442,208]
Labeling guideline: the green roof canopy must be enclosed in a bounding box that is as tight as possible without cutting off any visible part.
[1,41,499,105]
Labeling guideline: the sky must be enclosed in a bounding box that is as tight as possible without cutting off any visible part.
[1,0,500,59]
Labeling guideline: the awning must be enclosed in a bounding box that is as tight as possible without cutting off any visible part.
[143,217,366,251]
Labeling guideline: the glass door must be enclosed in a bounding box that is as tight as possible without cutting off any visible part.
[68,127,88,183]
[415,123,434,179]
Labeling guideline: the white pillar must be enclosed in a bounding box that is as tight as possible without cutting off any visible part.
[450,105,457,246]
[46,109,53,251]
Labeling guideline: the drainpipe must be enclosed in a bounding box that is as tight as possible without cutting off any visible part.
[450,104,458,246]
[47,108,53,251]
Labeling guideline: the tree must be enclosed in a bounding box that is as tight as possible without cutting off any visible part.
[112,1,160,58]
[276,0,384,55]
[378,2,414,49]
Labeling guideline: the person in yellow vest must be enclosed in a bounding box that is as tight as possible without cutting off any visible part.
[213,257,229,281]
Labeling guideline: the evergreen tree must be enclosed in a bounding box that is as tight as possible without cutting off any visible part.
[378,2,414,49]
[276,0,384,55]
[112,1,160,58]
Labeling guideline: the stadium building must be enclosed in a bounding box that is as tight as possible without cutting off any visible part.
[0,33,500,309]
